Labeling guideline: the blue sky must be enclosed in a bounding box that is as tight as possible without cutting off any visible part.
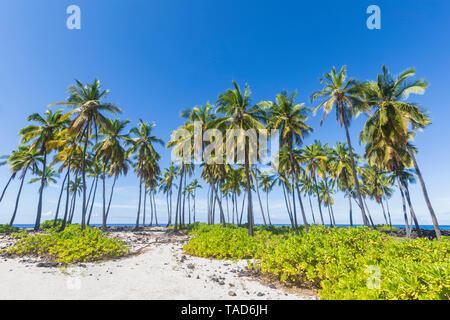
[0,0,450,225]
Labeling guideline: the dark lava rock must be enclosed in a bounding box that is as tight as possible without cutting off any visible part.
[36,262,59,268]
[228,291,237,296]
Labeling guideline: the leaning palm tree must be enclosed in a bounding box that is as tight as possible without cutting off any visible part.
[50,79,122,230]
[127,120,163,230]
[0,153,18,204]
[311,66,369,226]
[8,147,42,226]
[359,65,439,238]
[265,90,313,232]
[20,109,67,230]
[216,81,266,236]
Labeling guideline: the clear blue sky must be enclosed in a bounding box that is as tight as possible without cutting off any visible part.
[1,0,449,225]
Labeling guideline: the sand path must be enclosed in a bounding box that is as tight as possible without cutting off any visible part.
[0,228,317,300]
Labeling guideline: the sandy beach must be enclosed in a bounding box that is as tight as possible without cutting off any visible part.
[0,227,317,300]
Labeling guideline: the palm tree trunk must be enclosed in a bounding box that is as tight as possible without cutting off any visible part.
[153,192,158,226]
[135,176,143,230]
[60,164,71,231]
[206,166,226,227]
[10,169,28,226]
[281,182,294,226]
[0,173,15,203]
[85,177,96,213]
[105,175,118,218]
[402,181,422,235]
[398,181,411,237]
[244,149,254,235]
[102,165,107,230]
[53,171,69,226]
[343,117,369,226]
[290,183,299,230]
[188,193,191,225]
[308,193,316,224]
[34,150,47,231]
[295,183,309,232]
[384,195,392,230]
[87,177,98,225]
[255,180,267,226]
[407,145,439,238]
[362,197,375,227]
[313,174,325,225]
[343,176,353,227]
[143,189,147,227]
[193,192,196,223]
[379,198,388,226]
[174,168,184,231]
[265,191,272,225]
[239,193,246,225]
[166,192,171,227]
[80,124,90,230]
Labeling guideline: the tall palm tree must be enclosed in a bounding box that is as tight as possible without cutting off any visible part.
[216,81,266,236]
[359,65,439,237]
[311,66,369,226]
[20,109,66,230]
[160,163,177,226]
[50,79,121,230]
[265,90,313,232]
[329,142,357,226]
[181,102,228,228]
[127,120,163,230]
[8,147,42,226]
[95,118,130,229]
[299,142,328,225]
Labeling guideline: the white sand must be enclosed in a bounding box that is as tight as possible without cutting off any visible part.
[0,228,317,300]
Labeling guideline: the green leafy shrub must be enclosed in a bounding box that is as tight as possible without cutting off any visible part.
[183,223,450,300]
[4,225,129,264]
[40,219,64,231]
[0,224,18,233]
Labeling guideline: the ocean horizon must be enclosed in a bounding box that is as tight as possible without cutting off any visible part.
[10,223,450,230]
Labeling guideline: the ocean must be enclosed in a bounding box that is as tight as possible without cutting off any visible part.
[11,223,450,230]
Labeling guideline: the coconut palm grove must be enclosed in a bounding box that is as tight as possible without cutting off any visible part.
[0,1,449,301]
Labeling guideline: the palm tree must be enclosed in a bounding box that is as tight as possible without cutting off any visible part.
[95,118,130,229]
[50,79,122,230]
[127,120,163,230]
[299,142,328,225]
[160,163,177,226]
[359,66,439,237]
[20,109,67,230]
[265,90,313,232]
[8,147,42,226]
[48,129,81,230]
[329,142,357,226]
[188,179,202,223]
[216,81,266,235]
[311,66,369,226]
[181,102,228,228]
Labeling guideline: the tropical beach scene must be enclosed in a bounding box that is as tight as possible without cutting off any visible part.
[0,1,449,302]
